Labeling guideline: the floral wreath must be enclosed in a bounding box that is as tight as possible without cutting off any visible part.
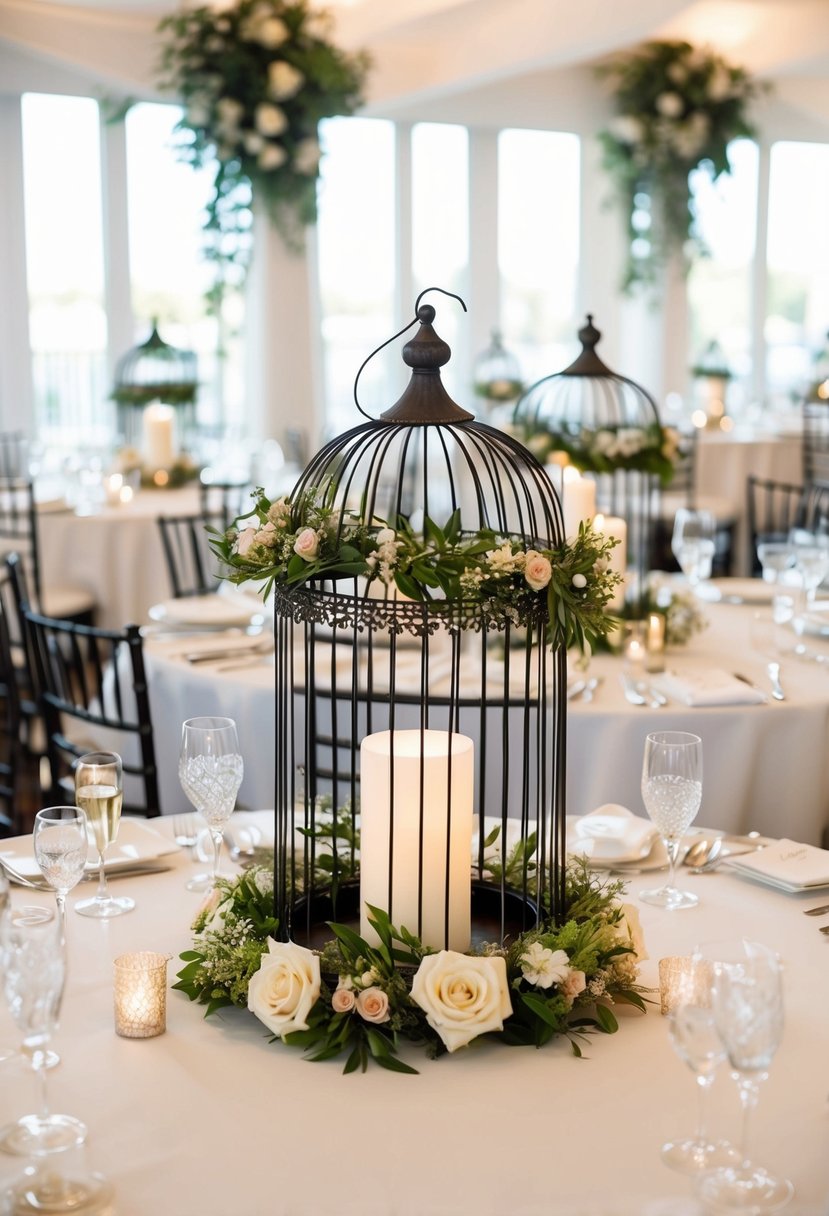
[210,484,622,653]
[517,420,683,487]
[597,39,765,290]
[175,851,649,1074]
[157,1,369,292]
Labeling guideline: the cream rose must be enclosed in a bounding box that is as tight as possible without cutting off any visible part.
[293,527,319,561]
[356,987,390,1024]
[411,951,512,1053]
[259,144,287,171]
[524,550,552,591]
[247,939,321,1038]
[254,102,288,137]
[617,902,648,963]
[268,61,304,100]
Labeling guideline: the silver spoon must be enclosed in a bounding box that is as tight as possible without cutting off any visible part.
[682,837,723,870]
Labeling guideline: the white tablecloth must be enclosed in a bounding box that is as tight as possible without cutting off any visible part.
[141,589,829,845]
[0,818,826,1215]
[38,487,201,629]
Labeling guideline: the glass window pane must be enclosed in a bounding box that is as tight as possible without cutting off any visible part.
[766,140,829,405]
[317,116,396,436]
[412,123,469,402]
[126,102,246,440]
[21,93,107,443]
[498,129,580,383]
[687,139,758,408]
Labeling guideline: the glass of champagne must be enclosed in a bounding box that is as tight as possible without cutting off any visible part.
[33,807,89,928]
[178,717,244,893]
[73,751,133,918]
[671,508,716,596]
[661,954,739,1174]
[699,941,794,1212]
[0,905,87,1155]
[639,731,702,910]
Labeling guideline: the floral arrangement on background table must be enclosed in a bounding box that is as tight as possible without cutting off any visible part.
[210,484,623,653]
[597,39,765,290]
[645,574,709,646]
[175,853,648,1074]
[518,420,683,487]
[157,0,369,291]
[113,446,201,490]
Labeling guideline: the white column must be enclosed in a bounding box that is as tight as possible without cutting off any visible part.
[0,95,34,436]
[577,135,626,369]
[99,109,134,388]
[394,122,413,327]
[750,139,771,411]
[245,208,322,453]
[467,127,499,407]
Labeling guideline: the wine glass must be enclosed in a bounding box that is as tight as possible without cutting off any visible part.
[73,751,134,918]
[789,524,829,609]
[0,904,87,1155]
[698,941,794,1212]
[178,717,244,893]
[639,731,702,910]
[32,806,89,928]
[661,955,739,1174]
[671,509,716,595]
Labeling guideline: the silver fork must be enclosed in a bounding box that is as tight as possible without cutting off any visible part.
[172,816,199,851]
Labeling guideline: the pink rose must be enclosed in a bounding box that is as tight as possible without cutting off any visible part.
[356,986,390,1024]
[561,969,587,1004]
[293,527,319,562]
[235,527,258,556]
[331,986,356,1014]
[524,550,552,591]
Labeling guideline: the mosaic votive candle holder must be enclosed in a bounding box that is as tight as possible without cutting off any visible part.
[658,955,713,1016]
[114,952,170,1038]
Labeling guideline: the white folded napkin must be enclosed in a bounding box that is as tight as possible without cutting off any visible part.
[570,804,658,863]
[653,668,767,707]
[728,838,829,890]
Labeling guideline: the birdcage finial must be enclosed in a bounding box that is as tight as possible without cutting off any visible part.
[560,314,613,377]
[380,302,474,426]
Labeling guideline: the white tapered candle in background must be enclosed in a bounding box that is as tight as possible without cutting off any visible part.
[561,466,596,539]
[360,729,473,952]
[593,512,627,610]
[143,404,175,470]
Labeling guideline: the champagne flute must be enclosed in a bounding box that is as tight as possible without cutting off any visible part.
[32,806,89,928]
[661,955,739,1174]
[671,508,716,595]
[639,731,702,910]
[0,904,87,1155]
[178,717,243,893]
[699,941,794,1212]
[73,751,133,918]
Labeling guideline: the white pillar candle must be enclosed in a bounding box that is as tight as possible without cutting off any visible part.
[561,466,596,540]
[360,729,473,952]
[593,512,627,611]
[143,404,176,470]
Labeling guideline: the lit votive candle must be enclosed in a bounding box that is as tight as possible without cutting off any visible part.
[114,952,170,1038]
[645,611,666,674]
[104,473,124,506]
[658,955,713,1016]
[622,620,647,676]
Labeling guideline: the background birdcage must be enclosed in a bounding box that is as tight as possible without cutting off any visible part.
[112,323,198,451]
[272,297,568,952]
[514,315,663,609]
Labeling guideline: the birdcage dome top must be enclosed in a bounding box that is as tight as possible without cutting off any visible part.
[112,322,198,408]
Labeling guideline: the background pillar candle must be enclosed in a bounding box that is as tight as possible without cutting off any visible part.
[593,512,627,610]
[359,729,473,952]
[142,403,175,470]
[561,466,596,539]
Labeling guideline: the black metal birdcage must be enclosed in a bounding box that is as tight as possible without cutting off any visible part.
[514,315,662,607]
[272,293,568,952]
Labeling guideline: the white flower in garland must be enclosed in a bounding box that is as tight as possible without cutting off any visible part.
[247,938,321,1038]
[410,951,513,1053]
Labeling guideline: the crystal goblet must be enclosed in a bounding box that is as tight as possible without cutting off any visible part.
[639,731,702,910]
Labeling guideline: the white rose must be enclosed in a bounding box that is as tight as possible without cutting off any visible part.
[268,61,304,100]
[655,91,684,119]
[293,527,319,561]
[255,102,288,137]
[616,903,648,963]
[235,526,258,556]
[411,951,512,1053]
[247,939,321,1039]
[243,130,265,156]
[293,137,322,175]
[524,550,552,592]
[356,987,390,1024]
[610,115,644,145]
[375,528,395,545]
[259,143,287,171]
[256,16,289,48]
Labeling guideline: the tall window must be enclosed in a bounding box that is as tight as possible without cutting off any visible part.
[766,140,829,405]
[412,123,469,402]
[21,94,107,444]
[687,139,758,408]
[498,129,580,384]
[125,102,245,438]
[317,116,396,436]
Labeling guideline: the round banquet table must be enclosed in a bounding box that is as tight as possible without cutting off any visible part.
[140,585,829,846]
[37,487,202,629]
[0,815,826,1216]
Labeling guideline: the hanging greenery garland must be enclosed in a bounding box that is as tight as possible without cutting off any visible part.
[597,40,766,291]
[157,1,370,300]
